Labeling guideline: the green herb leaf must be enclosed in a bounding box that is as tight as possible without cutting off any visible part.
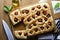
[54,3,59,10]
[8,5,12,11]
[4,5,12,13]
[4,6,9,13]
[59,3,60,7]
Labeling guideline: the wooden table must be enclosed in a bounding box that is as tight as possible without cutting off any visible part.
[0,0,60,40]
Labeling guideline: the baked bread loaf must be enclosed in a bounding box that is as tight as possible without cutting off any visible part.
[9,9,22,25]
[26,15,54,36]
[23,3,50,25]
[14,30,27,39]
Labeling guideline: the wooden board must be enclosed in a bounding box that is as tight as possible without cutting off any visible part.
[0,0,60,40]
[12,0,58,40]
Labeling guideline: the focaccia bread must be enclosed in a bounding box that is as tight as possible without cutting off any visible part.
[9,9,22,25]
[14,30,27,39]
[23,3,50,25]
[26,16,54,36]
[9,2,58,39]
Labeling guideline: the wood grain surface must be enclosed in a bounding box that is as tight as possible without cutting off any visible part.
[0,0,60,40]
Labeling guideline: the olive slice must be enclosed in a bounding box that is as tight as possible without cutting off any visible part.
[46,14,51,18]
[40,26,44,30]
[43,11,47,15]
[34,28,38,32]
[48,22,52,26]
[14,17,18,22]
[37,5,41,9]
[38,18,42,22]
[32,15,35,19]
[22,10,29,14]
[24,33,27,36]
[44,17,48,21]
[44,5,48,8]
[33,23,36,26]
[32,7,35,10]
[14,11,18,15]
[19,32,22,35]
[46,25,49,29]
[27,17,31,22]
[36,11,40,16]
[29,30,33,34]
[28,24,32,29]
